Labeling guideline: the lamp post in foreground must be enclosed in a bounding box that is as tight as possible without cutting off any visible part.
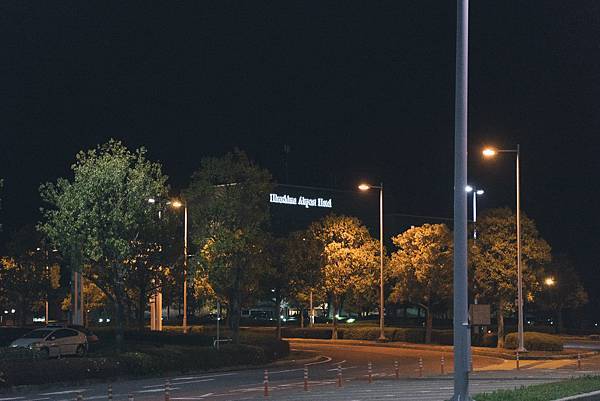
[482,145,525,352]
[358,182,386,341]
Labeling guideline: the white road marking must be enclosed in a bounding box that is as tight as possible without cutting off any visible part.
[143,378,216,388]
[171,394,214,400]
[327,365,357,372]
[0,397,25,401]
[305,355,333,366]
[39,390,86,396]
[172,373,237,381]
[136,387,180,393]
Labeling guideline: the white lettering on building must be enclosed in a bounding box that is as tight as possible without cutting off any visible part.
[269,193,332,209]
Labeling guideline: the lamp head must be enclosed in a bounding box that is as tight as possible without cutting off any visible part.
[171,200,183,208]
[476,189,485,195]
[465,185,473,193]
[544,277,556,286]
[482,148,497,157]
[358,184,371,191]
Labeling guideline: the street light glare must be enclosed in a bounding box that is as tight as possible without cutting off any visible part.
[171,200,183,208]
[476,189,485,195]
[482,148,497,157]
[358,184,371,191]
[148,198,156,204]
[545,277,556,286]
[465,185,473,193]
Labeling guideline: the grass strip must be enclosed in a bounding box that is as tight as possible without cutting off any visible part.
[474,375,600,401]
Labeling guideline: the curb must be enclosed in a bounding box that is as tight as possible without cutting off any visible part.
[288,338,598,360]
[553,389,600,401]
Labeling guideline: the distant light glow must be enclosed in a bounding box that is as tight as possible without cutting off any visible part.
[465,185,473,193]
[358,184,371,191]
[544,277,556,286]
[476,189,485,195]
[171,200,183,208]
[148,198,156,204]
[346,318,356,323]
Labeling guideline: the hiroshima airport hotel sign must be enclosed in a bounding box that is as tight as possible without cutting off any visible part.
[269,193,332,209]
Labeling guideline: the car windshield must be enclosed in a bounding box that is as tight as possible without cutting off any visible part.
[21,329,54,339]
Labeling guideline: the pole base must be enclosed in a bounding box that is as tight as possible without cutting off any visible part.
[517,347,528,353]
[377,335,388,343]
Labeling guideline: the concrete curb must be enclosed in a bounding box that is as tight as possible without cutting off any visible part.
[288,338,598,360]
[553,389,600,401]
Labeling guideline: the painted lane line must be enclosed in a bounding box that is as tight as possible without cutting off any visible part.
[39,390,87,396]
[305,355,332,366]
[170,394,214,400]
[172,373,237,381]
[136,387,180,393]
[28,398,51,401]
[143,378,214,388]
[0,397,25,401]
[269,367,304,374]
[327,365,357,372]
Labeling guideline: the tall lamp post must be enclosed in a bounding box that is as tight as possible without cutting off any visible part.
[170,200,189,334]
[482,145,525,352]
[358,182,386,341]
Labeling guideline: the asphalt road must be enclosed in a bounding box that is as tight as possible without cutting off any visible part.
[1,340,598,401]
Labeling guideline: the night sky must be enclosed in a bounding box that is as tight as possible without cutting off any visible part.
[1,3,599,303]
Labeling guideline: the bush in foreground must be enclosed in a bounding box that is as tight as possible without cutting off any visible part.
[504,331,563,351]
[475,375,600,401]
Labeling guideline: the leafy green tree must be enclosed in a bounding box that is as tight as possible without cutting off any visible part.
[471,208,551,348]
[389,224,453,343]
[308,215,379,339]
[39,140,169,348]
[536,254,588,333]
[187,150,273,344]
[284,231,324,327]
[0,225,57,326]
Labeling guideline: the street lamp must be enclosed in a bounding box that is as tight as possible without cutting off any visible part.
[544,277,556,287]
[170,199,189,334]
[465,186,485,239]
[358,182,386,341]
[482,145,526,352]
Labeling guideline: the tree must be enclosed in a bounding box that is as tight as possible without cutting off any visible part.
[471,208,551,348]
[187,150,273,344]
[39,140,169,349]
[389,224,453,343]
[0,225,58,326]
[308,215,379,339]
[536,254,588,333]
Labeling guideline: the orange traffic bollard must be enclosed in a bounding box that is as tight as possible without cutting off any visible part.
[263,369,269,397]
[516,351,520,370]
[577,353,582,370]
[418,356,423,378]
[368,361,373,383]
[108,384,113,401]
[337,363,343,387]
[128,395,133,401]
[441,355,445,375]
[394,360,399,379]
[76,393,83,401]
[303,365,309,391]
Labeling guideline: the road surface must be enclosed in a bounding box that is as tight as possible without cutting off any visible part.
[1,340,598,401]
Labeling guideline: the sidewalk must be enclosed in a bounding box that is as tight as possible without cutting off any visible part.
[243,369,597,401]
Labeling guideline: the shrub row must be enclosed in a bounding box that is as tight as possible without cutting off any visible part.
[504,331,563,351]
[281,326,454,345]
[0,340,289,388]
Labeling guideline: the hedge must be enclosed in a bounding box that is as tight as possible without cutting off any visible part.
[281,326,454,345]
[0,341,289,388]
[504,331,563,351]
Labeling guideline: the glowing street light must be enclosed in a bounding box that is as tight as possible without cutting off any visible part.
[358,182,386,341]
[544,277,556,287]
[482,144,525,353]
[465,185,485,239]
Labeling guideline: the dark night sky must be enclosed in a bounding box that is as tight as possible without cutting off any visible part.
[1,2,599,301]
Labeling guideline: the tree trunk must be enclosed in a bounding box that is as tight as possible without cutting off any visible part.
[425,303,433,344]
[556,307,564,334]
[275,293,282,340]
[331,296,339,340]
[496,299,505,348]
[230,292,242,344]
[137,287,146,330]
[300,307,304,328]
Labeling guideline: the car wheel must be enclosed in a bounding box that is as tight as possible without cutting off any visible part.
[76,345,87,357]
